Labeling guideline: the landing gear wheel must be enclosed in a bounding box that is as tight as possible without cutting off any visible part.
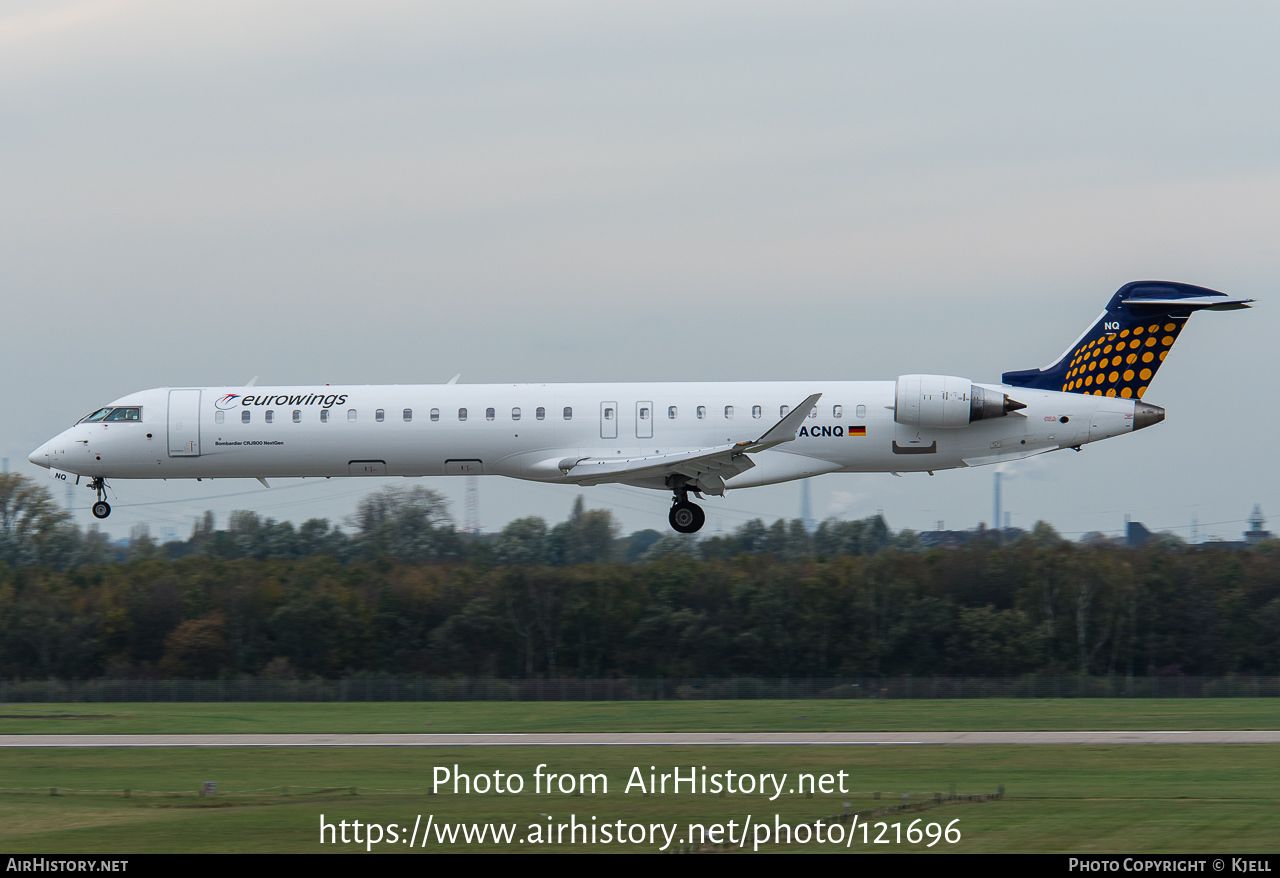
[88,478,111,519]
[669,501,705,534]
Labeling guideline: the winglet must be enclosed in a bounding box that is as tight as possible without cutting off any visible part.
[747,393,823,451]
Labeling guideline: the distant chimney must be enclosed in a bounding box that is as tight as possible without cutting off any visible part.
[993,472,1002,534]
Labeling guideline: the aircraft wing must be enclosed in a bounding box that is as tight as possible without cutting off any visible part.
[560,393,822,493]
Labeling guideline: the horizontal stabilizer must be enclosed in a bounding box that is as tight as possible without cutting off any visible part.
[1120,295,1254,311]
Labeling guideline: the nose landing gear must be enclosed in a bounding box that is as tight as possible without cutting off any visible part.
[667,479,706,534]
[89,478,111,519]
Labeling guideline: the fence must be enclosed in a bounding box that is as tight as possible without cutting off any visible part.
[1,676,1278,702]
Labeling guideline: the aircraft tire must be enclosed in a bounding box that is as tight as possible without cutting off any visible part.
[669,501,705,534]
[92,501,111,520]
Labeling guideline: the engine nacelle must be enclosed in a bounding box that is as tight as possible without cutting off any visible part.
[894,374,1025,429]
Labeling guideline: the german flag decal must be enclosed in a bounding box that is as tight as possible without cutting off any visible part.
[848,425,867,436]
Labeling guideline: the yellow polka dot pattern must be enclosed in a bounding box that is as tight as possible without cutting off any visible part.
[1059,319,1184,397]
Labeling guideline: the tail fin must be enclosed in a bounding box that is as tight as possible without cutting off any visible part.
[1002,281,1252,398]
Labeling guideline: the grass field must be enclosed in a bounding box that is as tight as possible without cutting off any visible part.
[0,744,1276,853]
[1,698,1278,734]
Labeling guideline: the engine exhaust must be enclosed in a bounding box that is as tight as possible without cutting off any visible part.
[970,386,1025,423]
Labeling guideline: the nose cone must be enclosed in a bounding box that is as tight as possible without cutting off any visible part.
[1133,402,1166,432]
[28,443,50,469]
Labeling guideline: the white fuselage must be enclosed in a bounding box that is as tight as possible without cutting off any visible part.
[30,381,1139,490]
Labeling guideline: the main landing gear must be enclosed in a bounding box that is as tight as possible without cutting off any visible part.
[89,478,111,520]
[667,481,706,534]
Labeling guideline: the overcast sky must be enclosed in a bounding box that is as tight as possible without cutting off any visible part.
[2,0,1278,542]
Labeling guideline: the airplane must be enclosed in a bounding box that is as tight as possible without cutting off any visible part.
[28,281,1252,534]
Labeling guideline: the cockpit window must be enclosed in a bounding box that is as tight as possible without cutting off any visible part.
[104,407,141,421]
[81,407,141,423]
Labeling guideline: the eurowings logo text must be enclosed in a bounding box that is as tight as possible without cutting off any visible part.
[215,394,241,411]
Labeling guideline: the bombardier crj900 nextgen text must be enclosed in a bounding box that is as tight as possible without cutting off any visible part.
[29,282,1252,533]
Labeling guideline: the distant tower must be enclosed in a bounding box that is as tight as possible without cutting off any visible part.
[1,458,8,473]
[464,475,480,534]
[993,471,1002,532]
[799,479,813,531]
[1191,514,1199,545]
[1245,504,1273,544]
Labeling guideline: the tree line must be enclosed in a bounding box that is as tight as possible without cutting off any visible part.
[1,473,1277,680]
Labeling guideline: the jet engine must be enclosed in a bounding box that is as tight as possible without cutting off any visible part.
[894,374,1025,429]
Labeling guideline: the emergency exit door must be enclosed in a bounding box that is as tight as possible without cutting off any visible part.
[600,401,618,439]
[168,390,201,457]
[635,401,653,439]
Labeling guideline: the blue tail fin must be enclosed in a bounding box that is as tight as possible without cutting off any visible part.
[1002,281,1252,398]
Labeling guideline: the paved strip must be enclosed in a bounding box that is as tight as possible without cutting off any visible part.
[0,731,1278,747]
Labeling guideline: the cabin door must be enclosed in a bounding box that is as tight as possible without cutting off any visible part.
[167,390,201,457]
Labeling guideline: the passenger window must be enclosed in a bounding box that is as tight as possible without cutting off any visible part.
[403,409,412,422]
[215,411,225,425]
[512,407,521,420]
[321,409,330,423]
[265,410,274,424]
[105,407,141,421]
[833,405,843,418]
[242,410,251,424]
[697,406,706,419]
[856,404,866,418]
[639,406,650,420]
[293,410,301,423]
[780,405,790,417]
[431,408,440,422]
[348,409,357,422]
[486,407,495,421]
[604,407,614,420]
[668,406,677,419]
[536,407,545,420]
[563,407,572,420]
[724,405,734,419]
[376,409,385,422]
[459,408,468,421]
[752,405,761,419]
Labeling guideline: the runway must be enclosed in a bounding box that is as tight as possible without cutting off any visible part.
[0,731,1277,747]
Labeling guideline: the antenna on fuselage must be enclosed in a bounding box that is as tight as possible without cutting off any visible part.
[245,376,258,387]
[447,374,461,385]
